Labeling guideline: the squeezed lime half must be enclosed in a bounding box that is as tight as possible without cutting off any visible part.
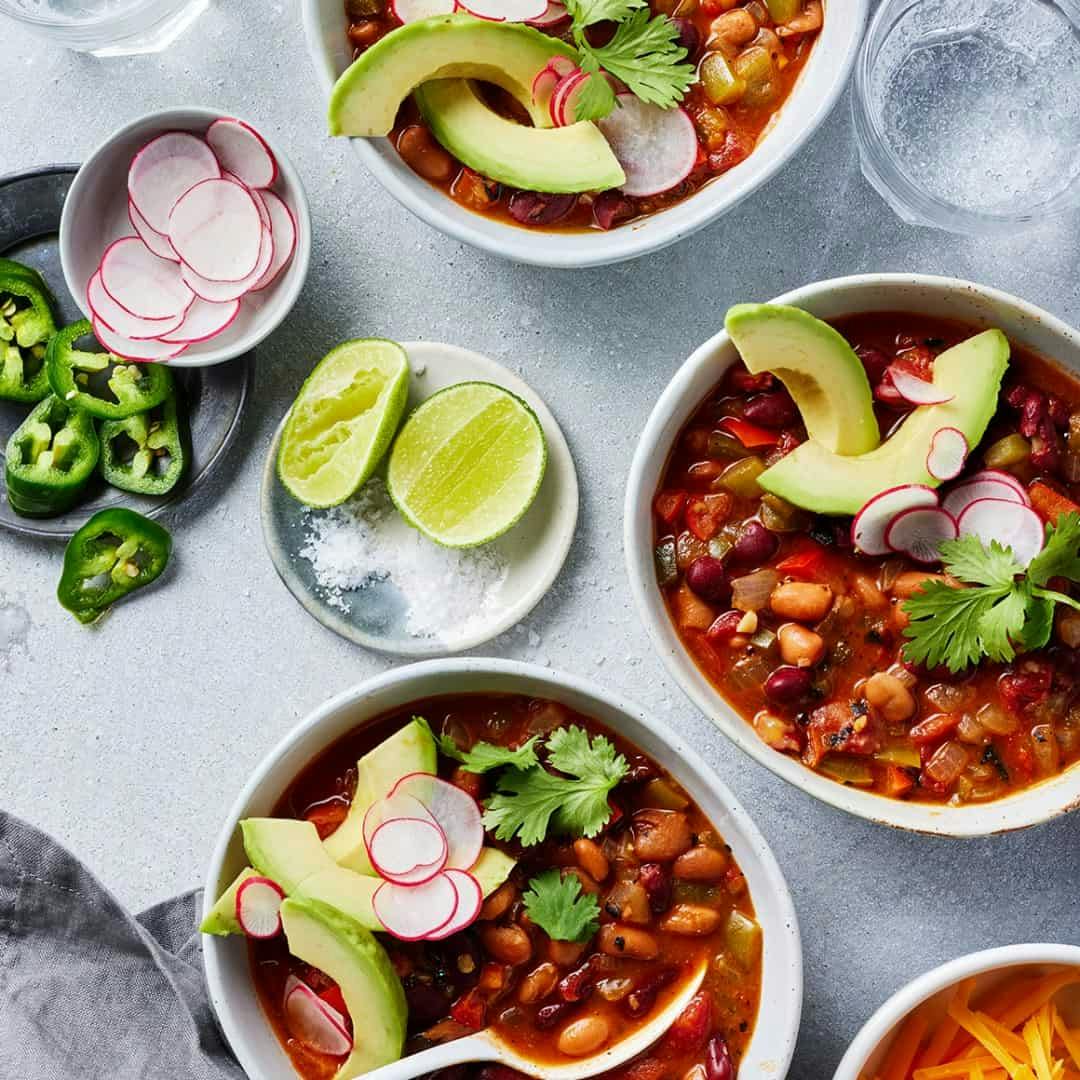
[386,381,547,548]
[277,338,410,508]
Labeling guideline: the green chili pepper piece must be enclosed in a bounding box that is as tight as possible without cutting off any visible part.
[99,390,187,496]
[5,395,100,517]
[46,319,172,421]
[0,258,57,404]
[57,508,171,624]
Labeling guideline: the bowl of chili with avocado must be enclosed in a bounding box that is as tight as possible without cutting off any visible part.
[625,273,1080,836]
[202,658,802,1080]
[300,0,866,267]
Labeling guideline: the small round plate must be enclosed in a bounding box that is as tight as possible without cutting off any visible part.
[262,341,579,656]
[0,166,253,539]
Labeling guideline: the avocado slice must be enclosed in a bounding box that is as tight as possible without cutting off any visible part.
[416,79,626,195]
[328,14,574,136]
[323,717,438,873]
[281,898,407,1079]
[242,818,337,893]
[725,304,880,456]
[200,867,260,936]
[758,330,1010,515]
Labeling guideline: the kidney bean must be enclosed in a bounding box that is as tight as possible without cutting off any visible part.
[665,991,713,1052]
[764,664,813,705]
[705,1035,735,1080]
[855,344,890,384]
[669,16,702,56]
[536,1001,578,1029]
[743,390,797,428]
[686,556,730,604]
[508,191,578,226]
[637,862,673,913]
[592,190,635,230]
[729,520,778,569]
[624,966,679,1017]
[404,978,451,1028]
[558,956,602,1002]
[707,610,744,643]
[728,367,774,393]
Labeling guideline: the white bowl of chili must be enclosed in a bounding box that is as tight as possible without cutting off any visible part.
[202,658,803,1080]
[625,272,1080,837]
[300,0,867,268]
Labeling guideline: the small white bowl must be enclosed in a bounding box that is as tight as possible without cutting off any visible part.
[59,107,311,367]
[624,272,1080,837]
[203,659,803,1080]
[834,943,1080,1080]
[301,0,867,268]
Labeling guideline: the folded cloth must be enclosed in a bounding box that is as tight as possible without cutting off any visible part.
[0,810,245,1080]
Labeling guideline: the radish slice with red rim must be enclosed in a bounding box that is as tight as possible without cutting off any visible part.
[532,65,562,113]
[128,200,179,263]
[391,0,455,21]
[957,498,1045,567]
[851,484,940,556]
[168,178,264,283]
[159,296,241,344]
[427,870,483,941]
[235,875,285,939]
[251,190,297,292]
[99,237,194,321]
[550,69,589,127]
[181,225,273,302]
[373,873,460,941]
[888,368,954,406]
[221,171,273,231]
[942,474,1028,519]
[389,772,484,871]
[458,0,547,19]
[284,976,353,1056]
[127,131,221,234]
[926,427,968,481]
[91,317,188,362]
[528,0,570,25]
[970,468,1029,502]
[884,506,958,565]
[598,93,698,197]
[87,271,184,340]
[369,817,448,885]
[206,118,278,189]
[362,791,439,861]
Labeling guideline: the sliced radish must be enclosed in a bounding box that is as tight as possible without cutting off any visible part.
[970,468,1030,502]
[457,0,547,19]
[427,870,483,941]
[251,189,297,292]
[180,224,273,302]
[888,368,954,406]
[91,317,188,362]
[391,0,455,21]
[389,773,484,871]
[851,484,940,556]
[99,237,194,320]
[885,506,959,565]
[942,474,1029,519]
[373,873,460,941]
[206,118,278,189]
[87,270,184,340]
[369,817,448,886]
[363,791,440,860]
[284,976,353,1056]
[127,131,221,234]
[550,69,589,127]
[128,200,179,263]
[527,0,569,25]
[159,296,240,344]
[926,427,969,481]
[532,61,569,115]
[231,176,273,232]
[235,875,285,939]
[957,498,1045,567]
[598,93,698,197]
[168,178,264,283]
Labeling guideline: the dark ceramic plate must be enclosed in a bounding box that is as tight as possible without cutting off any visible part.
[0,165,253,539]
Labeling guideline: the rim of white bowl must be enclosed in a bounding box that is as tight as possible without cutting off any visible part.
[833,942,1080,1080]
[624,271,1080,837]
[299,0,868,268]
[58,106,311,368]
[203,658,803,1080]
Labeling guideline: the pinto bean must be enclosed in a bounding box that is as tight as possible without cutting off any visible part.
[659,904,723,936]
[864,672,917,724]
[710,8,758,48]
[480,925,532,967]
[769,581,833,622]
[573,839,610,883]
[558,1016,611,1056]
[479,882,517,921]
[633,809,692,862]
[598,924,660,960]
[517,963,559,1004]
[673,845,729,881]
[891,571,951,599]
[547,939,588,967]
[395,125,454,182]
[777,623,825,667]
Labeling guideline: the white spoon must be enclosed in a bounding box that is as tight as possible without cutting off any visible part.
[359,959,708,1080]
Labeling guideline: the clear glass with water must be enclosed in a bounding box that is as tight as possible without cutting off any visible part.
[852,0,1080,234]
[0,0,208,56]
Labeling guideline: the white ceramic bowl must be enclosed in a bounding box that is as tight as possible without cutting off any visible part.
[59,107,311,367]
[301,0,867,268]
[624,272,1080,837]
[203,658,803,1080]
[834,943,1080,1080]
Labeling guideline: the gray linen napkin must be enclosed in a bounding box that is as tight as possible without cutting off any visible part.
[0,810,245,1080]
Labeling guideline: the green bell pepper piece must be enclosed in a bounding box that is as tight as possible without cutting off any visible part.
[0,258,57,403]
[100,390,187,496]
[5,395,100,517]
[57,508,172,624]
[47,319,172,421]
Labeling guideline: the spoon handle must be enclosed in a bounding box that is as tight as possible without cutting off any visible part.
[357,1032,498,1080]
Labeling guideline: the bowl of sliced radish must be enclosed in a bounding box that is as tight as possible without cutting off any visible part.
[60,107,310,366]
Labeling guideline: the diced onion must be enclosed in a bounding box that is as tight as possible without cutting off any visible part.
[924,740,969,785]
[731,569,779,612]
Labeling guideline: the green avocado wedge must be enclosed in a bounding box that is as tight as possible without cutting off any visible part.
[758,330,1011,515]
[725,304,880,456]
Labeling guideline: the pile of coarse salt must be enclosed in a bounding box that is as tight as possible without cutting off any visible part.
[299,477,508,640]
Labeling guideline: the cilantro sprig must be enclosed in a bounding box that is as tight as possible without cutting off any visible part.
[902,513,1080,673]
[416,716,541,774]
[522,869,601,942]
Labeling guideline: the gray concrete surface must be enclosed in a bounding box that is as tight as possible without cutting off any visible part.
[2,3,1079,1076]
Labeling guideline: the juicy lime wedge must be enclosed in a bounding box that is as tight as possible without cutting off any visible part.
[277,339,410,508]
[386,381,547,548]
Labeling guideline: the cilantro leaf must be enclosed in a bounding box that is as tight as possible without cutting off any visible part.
[938,535,1021,588]
[415,716,542,774]
[572,61,618,123]
[1018,593,1056,651]
[482,725,628,846]
[565,0,646,26]
[975,583,1030,663]
[1028,512,1080,585]
[902,581,1003,673]
[522,869,600,942]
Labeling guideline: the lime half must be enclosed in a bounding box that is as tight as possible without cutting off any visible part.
[277,339,410,507]
[386,381,547,548]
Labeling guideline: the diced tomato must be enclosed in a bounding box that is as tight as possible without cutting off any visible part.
[908,712,960,746]
[719,416,780,449]
[1028,480,1080,524]
[803,703,884,768]
[478,962,508,993]
[664,991,713,1053]
[450,987,487,1030]
[620,1059,667,1080]
[882,765,915,799]
[451,766,484,800]
[728,367,774,393]
[304,798,349,840]
[775,540,827,579]
[653,490,687,528]
[723,866,747,896]
[999,663,1053,715]
[894,346,935,380]
[999,733,1034,783]
[708,130,753,174]
[686,493,732,541]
